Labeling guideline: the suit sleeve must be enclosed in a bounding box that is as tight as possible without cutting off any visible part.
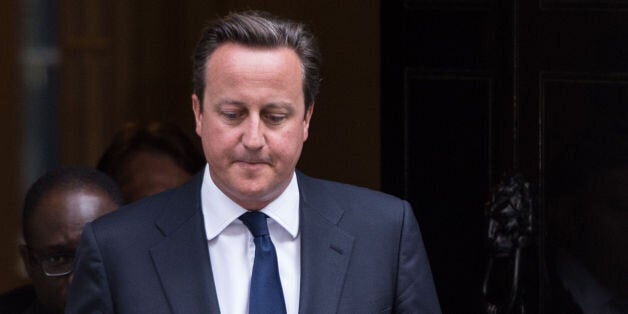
[395,201,442,313]
[65,223,114,314]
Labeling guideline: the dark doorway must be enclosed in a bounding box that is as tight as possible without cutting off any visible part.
[382,1,628,313]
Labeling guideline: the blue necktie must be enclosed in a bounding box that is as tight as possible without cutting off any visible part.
[240,211,287,314]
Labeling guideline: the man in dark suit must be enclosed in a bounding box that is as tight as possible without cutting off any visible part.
[66,11,440,313]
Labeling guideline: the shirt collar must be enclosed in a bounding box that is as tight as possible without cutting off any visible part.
[201,165,300,240]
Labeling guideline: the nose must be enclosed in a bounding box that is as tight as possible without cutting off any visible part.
[242,116,265,150]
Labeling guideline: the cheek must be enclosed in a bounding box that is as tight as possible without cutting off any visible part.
[201,129,238,161]
[271,129,305,158]
[200,119,227,143]
[33,276,65,297]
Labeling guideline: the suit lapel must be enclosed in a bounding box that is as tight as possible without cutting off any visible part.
[146,172,355,313]
[297,173,355,313]
[149,174,221,314]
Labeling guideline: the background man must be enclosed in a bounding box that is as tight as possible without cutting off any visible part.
[0,167,122,314]
[67,11,441,313]
[97,121,205,203]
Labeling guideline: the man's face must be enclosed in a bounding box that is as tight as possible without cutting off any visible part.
[192,43,313,210]
[20,187,118,314]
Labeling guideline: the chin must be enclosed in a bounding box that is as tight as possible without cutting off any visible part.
[234,187,276,207]
[239,188,271,201]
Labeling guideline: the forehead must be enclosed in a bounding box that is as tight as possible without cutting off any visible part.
[205,43,303,81]
[28,187,115,237]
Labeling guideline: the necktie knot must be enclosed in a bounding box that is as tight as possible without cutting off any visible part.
[240,211,269,237]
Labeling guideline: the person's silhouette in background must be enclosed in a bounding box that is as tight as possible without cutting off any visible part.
[0,166,122,314]
[97,121,205,203]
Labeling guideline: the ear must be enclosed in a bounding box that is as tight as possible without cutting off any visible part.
[303,103,315,142]
[19,244,34,277]
[192,94,203,137]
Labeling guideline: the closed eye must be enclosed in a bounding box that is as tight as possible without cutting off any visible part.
[263,113,287,125]
[221,110,246,122]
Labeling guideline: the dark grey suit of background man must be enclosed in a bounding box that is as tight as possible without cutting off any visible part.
[66,10,441,313]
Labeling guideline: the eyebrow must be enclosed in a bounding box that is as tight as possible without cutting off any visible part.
[213,100,295,111]
[263,102,294,111]
[30,244,76,255]
[214,99,246,107]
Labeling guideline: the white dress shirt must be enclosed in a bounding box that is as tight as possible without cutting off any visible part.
[201,166,301,314]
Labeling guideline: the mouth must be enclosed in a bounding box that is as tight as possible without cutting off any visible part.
[237,158,270,164]
[234,159,271,169]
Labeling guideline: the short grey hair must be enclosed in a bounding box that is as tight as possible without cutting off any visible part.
[192,10,321,113]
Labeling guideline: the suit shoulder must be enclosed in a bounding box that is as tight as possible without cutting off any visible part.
[89,177,200,237]
[298,173,420,248]
[298,172,408,211]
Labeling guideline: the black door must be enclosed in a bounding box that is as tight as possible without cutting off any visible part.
[382,1,628,313]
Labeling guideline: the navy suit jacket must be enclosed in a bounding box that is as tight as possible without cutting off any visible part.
[66,172,441,313]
